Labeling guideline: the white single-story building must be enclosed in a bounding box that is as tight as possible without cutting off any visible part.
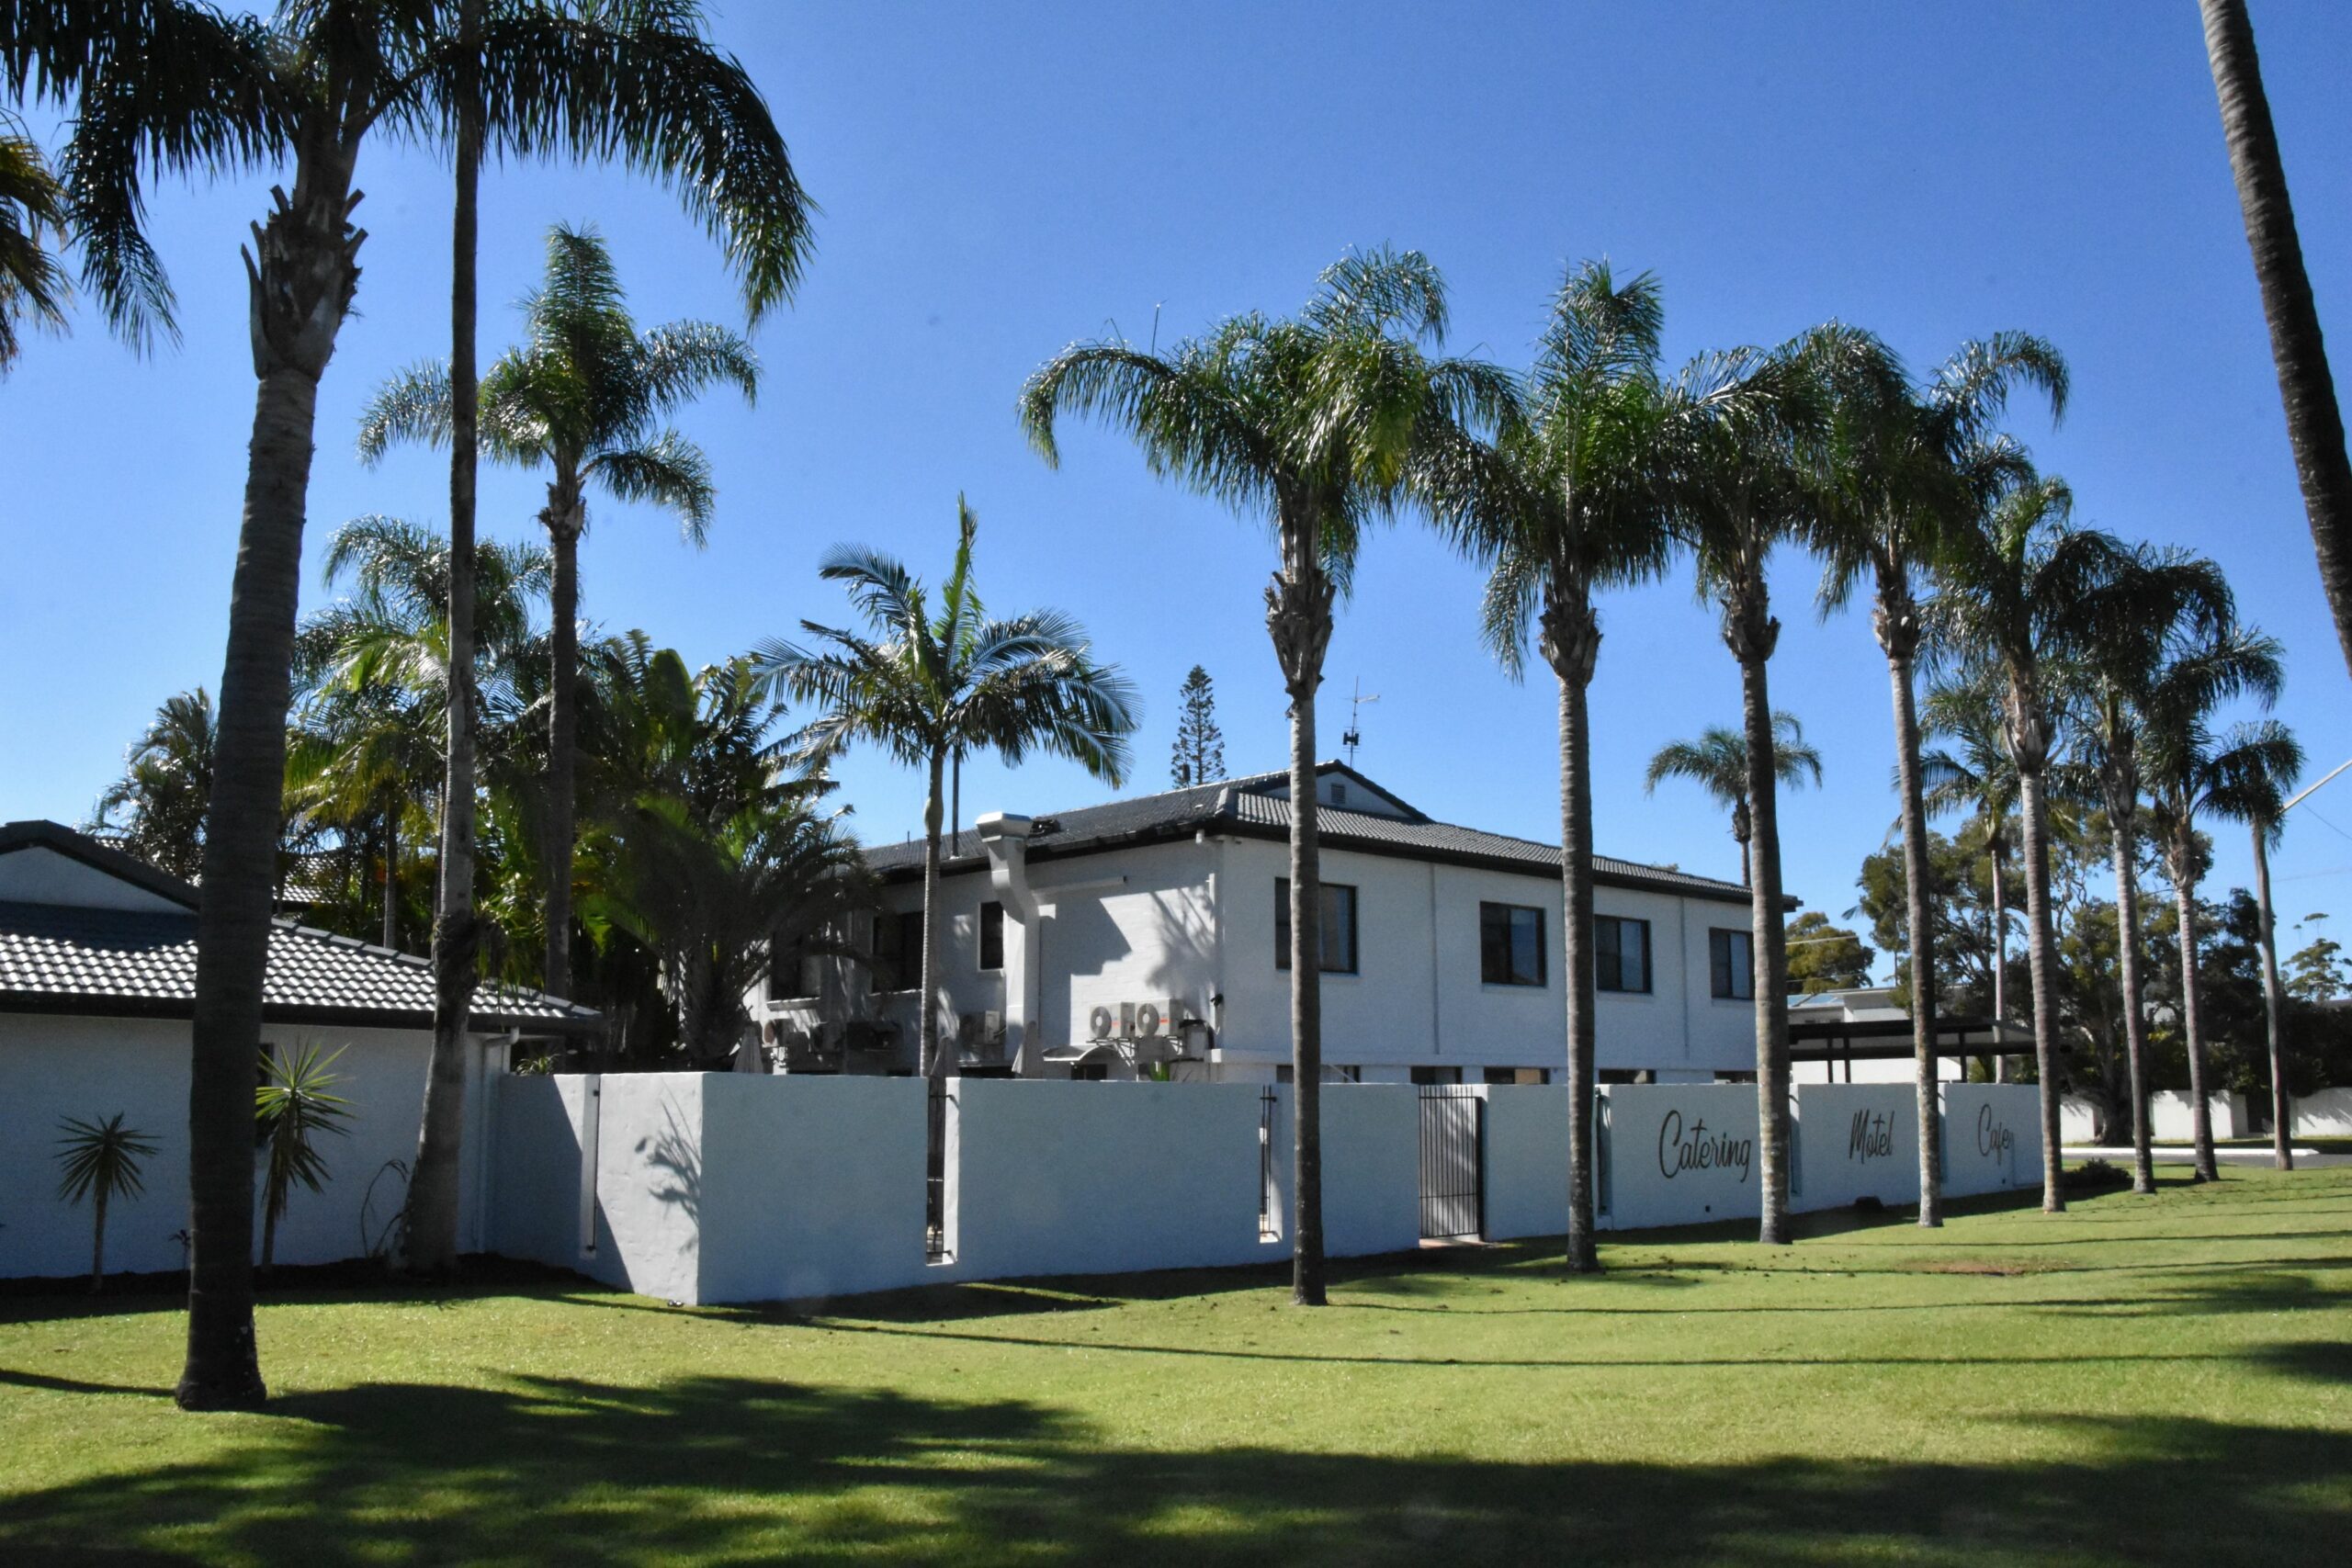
[0,819,600,1282]
[754,761,1793,1087]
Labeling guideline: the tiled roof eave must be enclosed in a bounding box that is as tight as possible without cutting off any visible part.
[0,988,603,1034]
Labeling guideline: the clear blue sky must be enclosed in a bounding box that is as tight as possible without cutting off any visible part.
[6,2,2351,970]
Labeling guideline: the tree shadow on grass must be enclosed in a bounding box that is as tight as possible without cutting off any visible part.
[0,1374,2346,1566]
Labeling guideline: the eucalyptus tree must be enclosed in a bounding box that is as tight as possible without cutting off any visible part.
[1019,248,1512,1303]
[28,0,811,1402]
[754,500,1137,1080]
[1418,258,1674,1274]
[1921,671,2022,1066]
[0,109,68,371]
[2203,726,2304,1168]
[1644,714,1822,889]
[1928,476,2129,1213]
[2199,0,2352,680]
[1816,333,2065,1226]
[359,220,758,999]
[2143,614,2290,1182]
[2061,547,2238,1196]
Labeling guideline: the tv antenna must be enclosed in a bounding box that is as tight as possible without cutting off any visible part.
[1342,679,1379,768]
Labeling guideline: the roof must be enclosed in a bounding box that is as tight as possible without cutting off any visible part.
[859,762,1781,908]
[0,821,599,1033]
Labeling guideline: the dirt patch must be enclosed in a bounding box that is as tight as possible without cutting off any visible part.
[1907,1259,2060,1278]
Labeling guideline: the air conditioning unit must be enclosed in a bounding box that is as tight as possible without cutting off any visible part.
[1086,999,1184,1042]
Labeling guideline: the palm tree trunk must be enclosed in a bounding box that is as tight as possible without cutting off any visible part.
[2200,0,2352,681]
[1884,643,1941,1226]
[260,1187,277,1271]
[2171,844,2221,1182]
[543,505,582,998]
[409,38,483,1279]
[920,747,946,1079]
[2018,769,2067,1213]
[1990,836,2009,1083]
[1267,530,1333,1306]
[1544,587,1600,1273]
[90,1188,107,1294]
[2252,823,2292,1169]
[1732,628,1793,1247]
[181,141,365,1404]
[2109,811,2157,1194]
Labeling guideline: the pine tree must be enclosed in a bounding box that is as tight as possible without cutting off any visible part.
[1171,666,1226,787]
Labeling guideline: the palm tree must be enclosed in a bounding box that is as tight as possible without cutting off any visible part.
[2063,547,2239,1196]
[2143,615,2290,1182]
[1921,671,2022,1073]
[2204,726,2304,1169]
[2199,0,2352,681]
[90,690,218,881]
[255,1042,351,1269]
[53,1113,157,1293]
[0,109,68,372]
[1020,248,1512,1303]
[1419,259,1674,1274]
[1928,475,2130,1212]
[755,499,1137,1082]
[1644,715,1822,889]
[358,221,758,1000]
[1816,333,2065,1227]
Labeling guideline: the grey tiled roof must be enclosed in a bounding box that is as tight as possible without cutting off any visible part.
[0,900,601,1032]
[859,762,1765,907]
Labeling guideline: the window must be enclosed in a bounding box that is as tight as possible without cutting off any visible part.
[1483,1066,1551,1086]
[869,908,924,992]
[1330,783,1347,806]
[1275,878,1358,973]
[768,931,822,1001]
[1595,915,1652,994]
[1711,928,1755,1000]
[1479,902,1546,987]
[978,900,1003,971]
[1410,1065,1463,1086]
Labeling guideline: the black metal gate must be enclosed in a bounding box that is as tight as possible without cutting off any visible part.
[1259,1088,1280,1241]
[925,1078,950,1263]
[1418,1085,1485,1242]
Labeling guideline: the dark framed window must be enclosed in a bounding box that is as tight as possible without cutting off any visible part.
[768,931,821,1001]
[1479,902,1546,987]
[978,900,1003,971]
[1595,915,1652,994]
[1483,1066,1551,1086]
[1711,928,1755,1000]
[1410,1065,1463,1086]
[1275,878,1358,974]
[870,908,924,993]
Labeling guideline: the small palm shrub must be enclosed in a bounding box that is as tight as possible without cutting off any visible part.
[256,1043,353,1269]
[54,1113,159,1292]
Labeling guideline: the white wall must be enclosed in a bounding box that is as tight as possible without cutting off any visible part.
[1,1014,500,1280]
[2062,1091,2248,1145]
[1481,1084,1569,1240]
[1600,1084,1761,1232]
[2291,1088,2352,1137]
[1792,1084,1920,1212]
[0,845,186,911]
[1941,1085,2041,1198]
[1309,1085,1422,1258]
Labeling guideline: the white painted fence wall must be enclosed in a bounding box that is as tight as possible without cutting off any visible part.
[2062,1091,2249,1145]
[483,1074,2049,1306]
[2291,1088,2352,1138]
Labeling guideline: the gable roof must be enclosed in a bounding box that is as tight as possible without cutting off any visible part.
[857,763,1782,908]
[0,822,599,1033]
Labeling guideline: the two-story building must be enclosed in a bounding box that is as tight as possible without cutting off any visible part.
[755,762,1789,1085]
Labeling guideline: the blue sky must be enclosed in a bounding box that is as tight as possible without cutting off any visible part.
[6,2,2351,968]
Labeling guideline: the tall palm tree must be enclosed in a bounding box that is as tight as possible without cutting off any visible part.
[0,108,68,372]
[90,689,218,881]
[359,220,757,1000]
[1921,671,2022,1072]
[2204,726,2304,1169]
[754,499,1137,1081]
[2143,616,2290,1182]
[1644,715,1822,889]
[2062,547,2238,1196]
[1928,475,2130,1213]
[1020,248,1513,1303]
[2199,0,2352,680]
[1663,326,1882,1247]
[1419,259,1674,1274]
[1816,333,2065,1227]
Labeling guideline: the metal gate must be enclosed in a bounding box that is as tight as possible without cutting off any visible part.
[1418,1085,1485,1241]
[1258,1088,1281,1240]
[925,1078,950,1263]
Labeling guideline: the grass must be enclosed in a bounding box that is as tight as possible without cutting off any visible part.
[5,1169,2351,1565]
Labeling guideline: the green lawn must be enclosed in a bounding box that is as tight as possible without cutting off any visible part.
[6,1170,2351,1566]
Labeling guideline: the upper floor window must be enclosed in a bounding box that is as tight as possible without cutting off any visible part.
[869,908,924,993]
[978,900,1003,971]
[1275,877,1358,974]
[1710,927,1754,1000]
[1479,902,1546,987]
[1596,915,1652,994]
